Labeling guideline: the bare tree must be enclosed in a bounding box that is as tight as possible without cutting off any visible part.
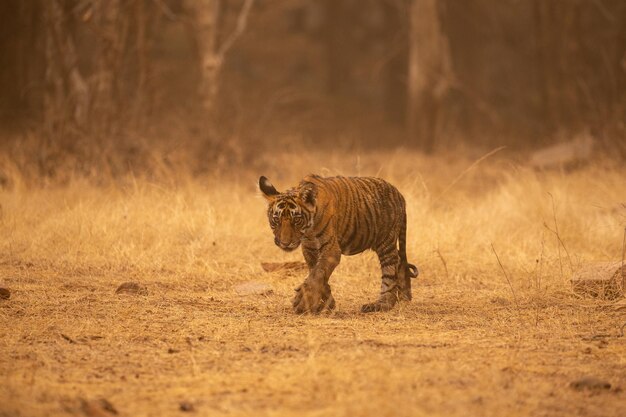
[185,0,254,119]
[42,0,128,136]
[91,0,125,134]
[134,0,153,126]
[406,0,452,153]
[43,0,89,130]
[382,0,409,125]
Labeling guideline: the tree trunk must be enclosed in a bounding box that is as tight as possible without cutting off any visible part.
[382,0,408,126]
[92,0,124,134]
[406,0,451,153]
[185,0,254,124]
[186,0,222,119]
[134,0,152,126]
[44,0,89,130]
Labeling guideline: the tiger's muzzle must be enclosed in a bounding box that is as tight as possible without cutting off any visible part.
[274,237,300,252]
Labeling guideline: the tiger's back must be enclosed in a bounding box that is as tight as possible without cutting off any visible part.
[303,175,407,256]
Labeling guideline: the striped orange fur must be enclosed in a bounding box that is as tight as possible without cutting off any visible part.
[259,174,419,313]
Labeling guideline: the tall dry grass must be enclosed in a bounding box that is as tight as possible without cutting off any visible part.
[2,148,623,287]
[1,146,625,417]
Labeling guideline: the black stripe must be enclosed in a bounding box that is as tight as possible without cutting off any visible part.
[378,239,396,255]
[345,180,357,237]
[352,181,369,249]
[338,178,354,237]
[316,203,327,219]
[380,259,398,268]
[315,218,331,239]
[344,223,359,248]
[318,239,331,253]
[339,181,358,245]
[359,181,377,247]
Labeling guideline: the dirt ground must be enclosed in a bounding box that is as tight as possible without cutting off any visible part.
[1,149,625,417]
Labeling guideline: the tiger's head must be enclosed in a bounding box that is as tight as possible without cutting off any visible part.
[259,176,316,252]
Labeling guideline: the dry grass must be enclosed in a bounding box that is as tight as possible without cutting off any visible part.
[1,148,625,417]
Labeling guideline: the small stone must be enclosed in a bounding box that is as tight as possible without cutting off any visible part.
[179,401,195,412]
[490,296,509,305]
[0,287,10,300]
[571,262,625,300]
[570,376,611,391]
[115,282,148,296]
[234,281,273,296]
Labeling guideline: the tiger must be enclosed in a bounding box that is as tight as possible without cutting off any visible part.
[259,174,419,313]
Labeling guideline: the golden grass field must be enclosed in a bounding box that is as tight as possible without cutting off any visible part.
[1,148,625,417]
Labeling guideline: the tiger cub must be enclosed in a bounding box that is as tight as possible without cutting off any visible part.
[259,174,418,313]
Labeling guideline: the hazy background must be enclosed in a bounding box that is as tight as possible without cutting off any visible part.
[1,3,626,416]
[0,0,624,184]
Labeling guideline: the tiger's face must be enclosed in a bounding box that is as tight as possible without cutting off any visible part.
[259,176,316,252]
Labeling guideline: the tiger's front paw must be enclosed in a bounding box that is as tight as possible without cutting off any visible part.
[292,282,334,314]
[321,283,336,311]
[292,282,322,314]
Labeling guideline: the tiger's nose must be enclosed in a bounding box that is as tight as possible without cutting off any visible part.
[275,237,290,247]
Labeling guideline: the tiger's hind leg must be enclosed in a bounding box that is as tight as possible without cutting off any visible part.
[397,262,419,301]
[397,261,412,301]
[361,241,401,313]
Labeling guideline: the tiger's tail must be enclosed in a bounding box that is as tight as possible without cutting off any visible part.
[400,210,419,279]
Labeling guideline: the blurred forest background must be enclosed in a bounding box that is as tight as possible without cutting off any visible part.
[0,0,625,183]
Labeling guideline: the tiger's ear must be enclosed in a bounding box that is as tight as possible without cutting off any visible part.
[299,182,317,209]
[259,176,279,200]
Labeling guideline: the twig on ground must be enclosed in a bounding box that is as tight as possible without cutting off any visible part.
[491,243,519,310]
[435,247,449,280]
[545,193,574,277]
[532,231,546,327]
[533,230,546,292]
[61,333,77,344]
